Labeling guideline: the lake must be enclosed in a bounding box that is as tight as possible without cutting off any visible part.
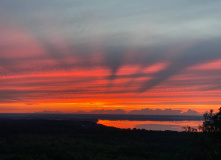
[0,113,204,131]
[97,120,203,131]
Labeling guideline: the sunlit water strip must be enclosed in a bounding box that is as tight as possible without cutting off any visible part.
[97,120,203,131]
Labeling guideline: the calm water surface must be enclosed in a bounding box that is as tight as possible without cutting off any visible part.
[98,120,203,131]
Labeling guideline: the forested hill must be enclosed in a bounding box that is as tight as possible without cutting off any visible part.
[0,118,206,160]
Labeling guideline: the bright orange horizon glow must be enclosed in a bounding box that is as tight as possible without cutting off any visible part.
[0,59,221,114]
[1,60,221,114]
[0,102,219,115]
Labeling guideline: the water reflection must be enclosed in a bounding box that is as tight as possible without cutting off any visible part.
[97,120,203,131]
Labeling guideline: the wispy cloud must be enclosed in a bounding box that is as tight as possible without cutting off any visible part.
[66,108,200,115]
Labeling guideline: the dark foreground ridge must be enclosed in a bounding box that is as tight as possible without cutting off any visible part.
[0,118,206,160]
[0,113,203,121]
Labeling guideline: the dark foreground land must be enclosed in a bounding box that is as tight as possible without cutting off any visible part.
[0,118,206,160]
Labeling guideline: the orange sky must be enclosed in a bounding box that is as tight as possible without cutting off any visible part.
[0,1,221,114]
[0,26,221,114]
[0,60,221,114]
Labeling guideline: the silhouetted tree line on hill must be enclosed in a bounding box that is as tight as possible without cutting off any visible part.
[0,109,220,160]
[0,118,206,160]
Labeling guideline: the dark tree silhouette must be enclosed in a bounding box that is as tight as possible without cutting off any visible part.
[197,108,221,160]
[183,108,221,159]
[199,108,221,132]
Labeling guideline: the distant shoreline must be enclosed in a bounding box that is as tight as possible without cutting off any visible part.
[0,113,203,121]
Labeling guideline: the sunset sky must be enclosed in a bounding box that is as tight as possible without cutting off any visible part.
[0,0,221,114]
